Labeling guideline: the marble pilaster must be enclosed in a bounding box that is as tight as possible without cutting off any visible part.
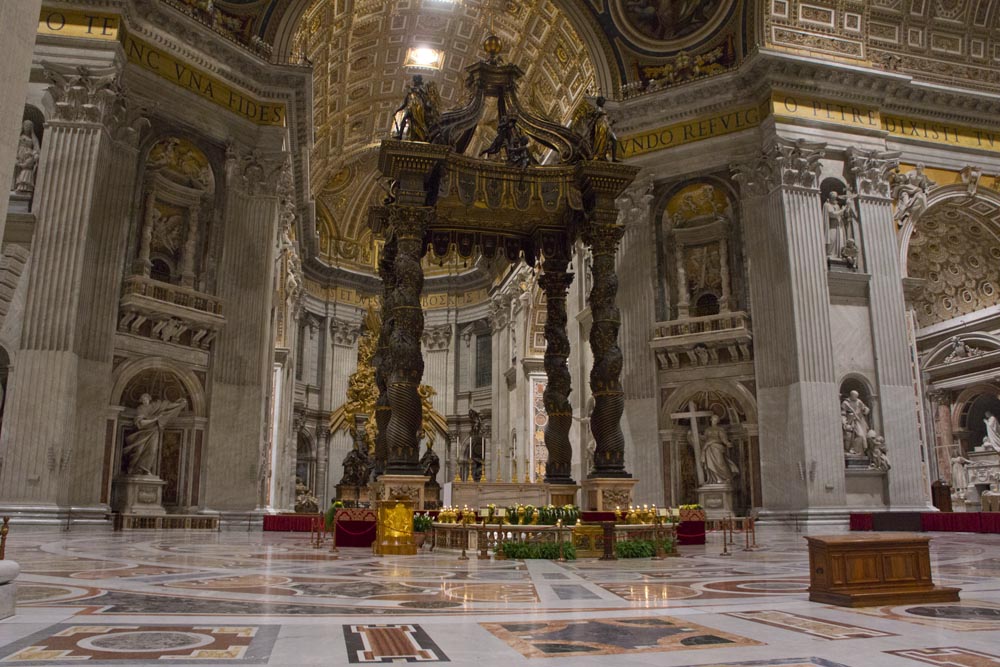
[848,148,929,509]
[733,137,845,515]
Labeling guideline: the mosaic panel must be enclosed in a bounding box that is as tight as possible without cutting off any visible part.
[886,647,1000,666]
[726,610,896,640]
[481,616,761,659]
[343,624,448,663]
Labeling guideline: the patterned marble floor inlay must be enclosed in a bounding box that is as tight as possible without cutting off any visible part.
[343,624,448,663]
[726,610,896,640]
[852,602,1000,631]
[0,625,278,663]
[481,616,761,658]
[672,661,849,667]
[886,647,1000,666]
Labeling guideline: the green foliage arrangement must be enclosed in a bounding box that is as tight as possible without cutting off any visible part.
[499,541,577,560]
[412,513,433,533]
[502,504,580,525]
[679,504,702,510]
[614,538,676,558]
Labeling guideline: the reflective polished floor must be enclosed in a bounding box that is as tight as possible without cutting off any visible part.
[2,525,1000,665]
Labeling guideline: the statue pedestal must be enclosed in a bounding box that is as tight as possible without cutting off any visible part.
[424,483,441,509]
[845,454,871,470]
[582,478,638,511]
[335,484,370,506]
[698,483,734,519]
[548,485,580,507]
[371,474,429,510]
[111,475,166,515]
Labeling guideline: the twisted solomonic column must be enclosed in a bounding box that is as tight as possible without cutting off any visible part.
[539,257,575,484]
[384,206,431,475]
[586,222,630,478]
[372,231,398,480]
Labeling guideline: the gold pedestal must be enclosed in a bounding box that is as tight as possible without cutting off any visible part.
[374,500,416,556]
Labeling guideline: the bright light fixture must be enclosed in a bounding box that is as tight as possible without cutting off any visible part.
[404,46,444,69]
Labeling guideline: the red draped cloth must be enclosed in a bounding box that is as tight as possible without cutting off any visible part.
[677,520,706,545]
[334,508,377,548]
[263,513,320,532]
[921,512,981,533]
[849,513,874,531]
[978,513,1000,534]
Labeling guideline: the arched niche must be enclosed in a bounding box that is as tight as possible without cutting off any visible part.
[296,427,317,493]
[659,380,759,513]
[107,359,207,511]
[131,137,216,290]
[658,179,741,323]
[950,384,1000,454]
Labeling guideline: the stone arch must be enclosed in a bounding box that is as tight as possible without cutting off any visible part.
[951,383,1000,449]
[110,357,206,417]
[901,185,1000,329]
[660,379,758,428]
[922,332,1000,369]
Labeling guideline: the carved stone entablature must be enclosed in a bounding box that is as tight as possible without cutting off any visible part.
[225,144,288,197]
[118,275,225,350]
[847,148,900,198]
[650,311,753,371]
[732,138,825,197]
[422,324,452,352]
[330,318,360,347]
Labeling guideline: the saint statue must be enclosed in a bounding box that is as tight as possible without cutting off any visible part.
[840,390,871,455]
[420,441,440,485]
[701,414,738,485]
[468,409,484,481]
[13,120,40,196]
[866,430,890,471]
[891,163,935,227]
[824,188,858,261]
[339,438,370,486]
[590,97,619,162]
[121,394,187,476]
[393,74,439,142]
[983,411,1000,452]
[950,454,973,496]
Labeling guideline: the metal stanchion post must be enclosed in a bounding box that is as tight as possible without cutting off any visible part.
[719,517,731,557]
[459,525,469,561]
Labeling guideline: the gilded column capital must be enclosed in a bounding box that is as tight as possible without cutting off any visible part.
[847,148,901,199]
[583,223,626,256]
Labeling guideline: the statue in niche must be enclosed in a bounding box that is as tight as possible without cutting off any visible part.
[701,414,739,485]
[840,390,871,456]
[13,120,40,196]
[983,411,1000,452]
[571,96,619,161]
[420,440,440,485]
[824,188,859,264]
[294,477,319,513]
[891,163,935,227]
[122,393,187,476]
[392,75,440,142]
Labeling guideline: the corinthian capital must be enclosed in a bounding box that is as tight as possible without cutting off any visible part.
[732,137,826,197]
[225,144,288,196]
[44,63,149,145]
[847,148,900,198]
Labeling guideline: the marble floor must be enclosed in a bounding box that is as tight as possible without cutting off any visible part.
[2,525,1000,666]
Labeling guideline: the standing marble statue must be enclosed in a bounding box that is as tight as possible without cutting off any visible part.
[983,411,1000,452]
[420,441,440,485]
[951,454,973,496]
[824,188,858,261]
[701,414,738,485]
[12,120,39,196]
[841,390,871,455]
[891,163,935,227]
[468,409,484,481]
[122,394,187,476]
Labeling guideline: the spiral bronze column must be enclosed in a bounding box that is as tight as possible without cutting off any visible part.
[371,231,398,480]
[586,223,631,478]
[539,257,575,485]
[384,206,430,475]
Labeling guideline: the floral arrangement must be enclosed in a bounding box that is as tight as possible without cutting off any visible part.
[413,513,433,533]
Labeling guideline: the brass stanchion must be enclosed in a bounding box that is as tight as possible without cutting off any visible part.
[557,521,566,562]
[459,524,469,561]
[719,517,732,557]
[751,517,758,550]
[0,516,9,560]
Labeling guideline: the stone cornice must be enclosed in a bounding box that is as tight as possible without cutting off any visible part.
[615,49,1000,139]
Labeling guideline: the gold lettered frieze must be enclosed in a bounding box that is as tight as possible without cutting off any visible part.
[773,92,1000,154]
[38,7,120,40]
[123,32,286,127]
[617,105,762,159]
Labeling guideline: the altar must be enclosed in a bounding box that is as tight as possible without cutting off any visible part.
[445,481,552,510]
[963,450,1000,509]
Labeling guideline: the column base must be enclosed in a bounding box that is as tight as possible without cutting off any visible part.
[581,477,639,511]
[111,475,166,515]
[370,474,429,510]
[0,560,18,620]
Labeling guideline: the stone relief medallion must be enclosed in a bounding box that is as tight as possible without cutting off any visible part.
[610,0,734,50]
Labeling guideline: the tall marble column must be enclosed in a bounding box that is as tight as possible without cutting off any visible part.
[202,147,281,514]
[848,149,929,508]
[733,137,845,515]
[926,389,954,484]
[539,256,575,484]
[0,65,142,518]
[585,223,630,478]
[384,206,429,475]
